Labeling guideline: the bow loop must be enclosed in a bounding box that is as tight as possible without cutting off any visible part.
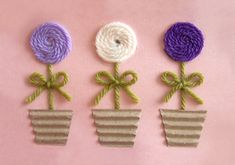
[185,72,203,87]
[52,72,69,87]
[120,71,138,86]
[96,71,116,85]
[29,72,47,86]
[161,71,180,87]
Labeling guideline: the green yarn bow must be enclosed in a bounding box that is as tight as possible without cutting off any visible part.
[161,71,204,106]
[25,71,71,104]
[94,70,139,105]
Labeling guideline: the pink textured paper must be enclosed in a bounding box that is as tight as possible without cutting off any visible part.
[1,0,235,164]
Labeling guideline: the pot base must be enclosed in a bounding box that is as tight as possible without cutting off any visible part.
[160,109,206,147]
[92,109,141,147]
[29,109,72,145]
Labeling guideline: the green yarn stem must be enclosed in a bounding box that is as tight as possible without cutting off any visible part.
[48,64,54,110]
[161,62,204,110]
[114,63,120,110]
[94,64,139,109]
[25,64,71,110]
[180,62,186,110]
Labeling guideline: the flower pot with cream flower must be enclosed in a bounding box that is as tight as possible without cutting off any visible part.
[25,22,72,145]
[160,22,207,147]
[92,22,141,147]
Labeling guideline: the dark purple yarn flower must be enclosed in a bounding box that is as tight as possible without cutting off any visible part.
[164,22,204,62]
[30,22,72,64]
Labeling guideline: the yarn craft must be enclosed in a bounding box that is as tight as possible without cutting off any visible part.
[164,22,203,62]
[30,23,71,64]
[92,22,141,147]
[160,22,207,147]
[25,22,72,145]
[26,23,71,109]
[94,22,139,109]
[162,22,204,110]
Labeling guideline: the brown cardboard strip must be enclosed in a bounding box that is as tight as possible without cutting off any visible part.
[99,135,135,142]
[35,135,67,144]
[29,110,72,145]
[31,119,71,127]
[162,109,206,114]
[29,110,72,119]
[167,141,198,147]
[160,109,206,147]
[162,117,205,122]
[166,133,200,138]
[92,109,141,147]
[165,129,202,136]
[98,133,136,137]
[164,125,203,130]
[94,119,139,127]
[33,128,69,135]
[93,110,140,118]
[100,141,134,147]
[97,127,136,135]
[163,120,203,127]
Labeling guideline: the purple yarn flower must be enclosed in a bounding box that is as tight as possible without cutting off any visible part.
[164,22,204,62]
[30,22,72,64]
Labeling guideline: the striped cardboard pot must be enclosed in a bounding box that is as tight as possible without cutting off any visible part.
[160,109,206,147]
[92,109,141,147]
[29,110,73,145]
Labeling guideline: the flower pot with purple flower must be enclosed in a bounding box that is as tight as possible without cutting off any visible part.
[25,23,72,145]
[92,22,141,147]
[160,22,207,147]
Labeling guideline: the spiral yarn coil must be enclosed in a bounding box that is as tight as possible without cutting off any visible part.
[30,22,72,64]
[164,22,204,62]
[96,22,137,63]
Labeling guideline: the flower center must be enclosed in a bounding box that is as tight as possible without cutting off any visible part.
[115,39,121,46]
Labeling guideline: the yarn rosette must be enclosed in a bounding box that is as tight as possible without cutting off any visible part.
[95,22,137,63]
[164,22,204,62]
[30,22,72,64]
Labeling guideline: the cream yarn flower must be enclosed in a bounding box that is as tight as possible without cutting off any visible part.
[96,22,137,63]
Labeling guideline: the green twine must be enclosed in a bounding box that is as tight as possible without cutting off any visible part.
[114,63,120,110]
[95,63,139,110]
[25,64,71,110]
[161,62,204,110]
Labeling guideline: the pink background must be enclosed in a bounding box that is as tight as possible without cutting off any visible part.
[1,0,235,164]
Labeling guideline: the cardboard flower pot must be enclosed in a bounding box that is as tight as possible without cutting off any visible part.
[92,109,141,147]
[29,110,73,145]
[160,109,206,147]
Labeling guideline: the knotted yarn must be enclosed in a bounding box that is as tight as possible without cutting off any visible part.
[94,68,139,107]
[96,22,137,63]
[25,64,71,110]
[161,62,204,110]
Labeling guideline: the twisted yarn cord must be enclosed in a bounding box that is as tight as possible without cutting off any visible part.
[94,66,139,110]
[180,62,186,110]
[48,65,54,110]
[161,63,204,110]
[114,63,120,110]
[25,64,71,110]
